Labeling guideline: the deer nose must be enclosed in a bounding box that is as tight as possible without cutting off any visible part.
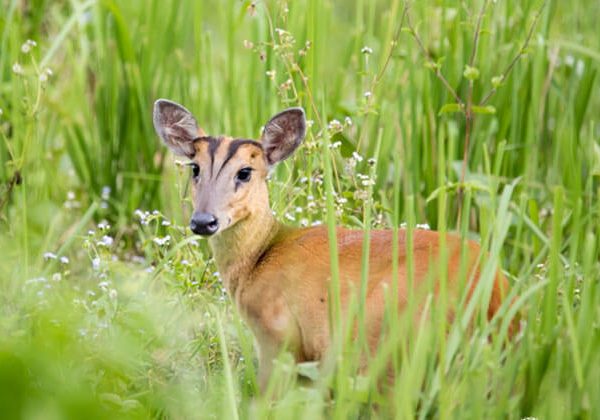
[190,212,219,236]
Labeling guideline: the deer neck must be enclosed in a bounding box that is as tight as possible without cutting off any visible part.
[209,207,283,296]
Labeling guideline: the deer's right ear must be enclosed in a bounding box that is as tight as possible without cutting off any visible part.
[153,99,205,157]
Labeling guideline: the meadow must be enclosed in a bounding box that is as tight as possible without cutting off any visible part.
[1,0,599,418]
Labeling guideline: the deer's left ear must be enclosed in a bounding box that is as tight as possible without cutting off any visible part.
[261,108,306,165]
[153,99,206,157]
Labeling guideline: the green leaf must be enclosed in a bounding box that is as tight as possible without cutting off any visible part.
[471,105,497,115]
[297,361,321,381]
[438,103,464,115]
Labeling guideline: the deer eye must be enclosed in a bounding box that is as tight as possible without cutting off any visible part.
[190,163,200,179]
[235,167,252,183]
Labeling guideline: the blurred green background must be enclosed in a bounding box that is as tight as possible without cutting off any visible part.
[0,0,599,418]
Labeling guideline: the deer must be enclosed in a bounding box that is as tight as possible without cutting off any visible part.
[153,99,511,390]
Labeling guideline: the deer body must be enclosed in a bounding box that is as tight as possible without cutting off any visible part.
[153,99,509,389]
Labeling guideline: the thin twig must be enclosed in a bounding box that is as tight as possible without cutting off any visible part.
[468,0,489,68]
[479,2,546,106]
[459,0,489,188]
[372,2,410,86]
[405,7,464,107]
[354,1,410,152]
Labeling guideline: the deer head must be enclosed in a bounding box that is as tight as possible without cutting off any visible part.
[153,99,306,236]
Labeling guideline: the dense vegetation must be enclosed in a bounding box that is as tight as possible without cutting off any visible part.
[1,0,599,418]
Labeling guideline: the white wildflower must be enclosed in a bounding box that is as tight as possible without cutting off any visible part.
[361,178,375,187]
[25,277,47,285]
[364,91,372,98]
[134,209,148,224]
[20,39,37,54]
[352,151,363,162]
[12,63,24,75]
[109,289,118,299]
[60,256,69,264]
[97,236,113,247]
[361,46,373,55]
[328,119,343,132]
[153,235,171,246]
[43,252,57,260]
[101,186,111,200]
[92,257,101,270]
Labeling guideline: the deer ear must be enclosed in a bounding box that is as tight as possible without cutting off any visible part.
[261,108,306,165]
[153,99,205,157]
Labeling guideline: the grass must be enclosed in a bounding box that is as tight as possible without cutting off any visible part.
[1,0,599,418]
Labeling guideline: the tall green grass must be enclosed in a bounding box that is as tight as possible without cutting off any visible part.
[1,0,599,418]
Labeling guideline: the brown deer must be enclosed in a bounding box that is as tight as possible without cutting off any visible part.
[153,99,510,389]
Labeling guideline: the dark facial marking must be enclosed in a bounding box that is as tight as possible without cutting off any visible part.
[195,136,221,177]
[216,139,263,178]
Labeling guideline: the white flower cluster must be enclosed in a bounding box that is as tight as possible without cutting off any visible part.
[64,191,81,209]
[20,39,37,54]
